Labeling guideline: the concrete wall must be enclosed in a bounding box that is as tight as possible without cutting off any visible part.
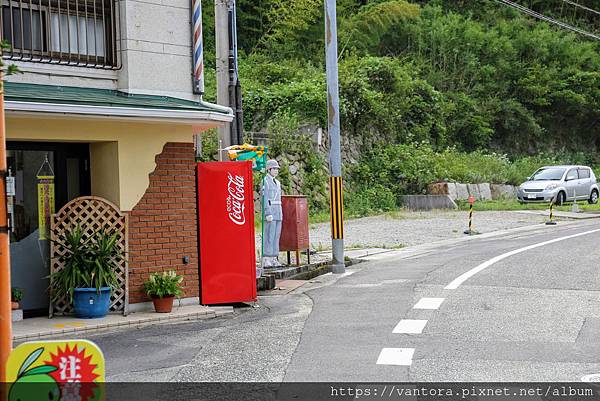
[400,195,457,211]
[118,0,196,100]
[8,62,118,89]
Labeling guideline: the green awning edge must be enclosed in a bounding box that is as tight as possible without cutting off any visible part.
[4,82,229,115]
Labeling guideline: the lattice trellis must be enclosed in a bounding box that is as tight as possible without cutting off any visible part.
[49,196,129,317]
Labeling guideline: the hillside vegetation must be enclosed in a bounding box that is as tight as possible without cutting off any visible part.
[201,0,600,212]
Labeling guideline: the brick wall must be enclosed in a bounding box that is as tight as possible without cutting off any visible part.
[128,142,199,303]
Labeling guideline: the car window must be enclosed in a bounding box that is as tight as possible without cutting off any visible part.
[566,169,578,180]
[579,169,591,179]
[530,168,566,181]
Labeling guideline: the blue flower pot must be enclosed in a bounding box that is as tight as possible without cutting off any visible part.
[73,287,111,318]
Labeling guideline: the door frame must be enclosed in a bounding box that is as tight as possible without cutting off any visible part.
[7,141,91,317]
[7,141,91,208]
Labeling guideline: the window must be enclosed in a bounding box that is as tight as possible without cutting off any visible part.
[578,169,591,179]
[566,169,578,181]
[531,168,566,181]
[49,12,105,57]
[1,0,119,68]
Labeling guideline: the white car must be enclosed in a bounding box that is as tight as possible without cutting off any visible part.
[517,165,599,205]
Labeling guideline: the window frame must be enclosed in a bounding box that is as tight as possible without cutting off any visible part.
[566,168,579,181]
[578,168,591,179]
[1,0,120,69]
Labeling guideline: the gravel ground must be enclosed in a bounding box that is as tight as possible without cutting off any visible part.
[307,210,545,250]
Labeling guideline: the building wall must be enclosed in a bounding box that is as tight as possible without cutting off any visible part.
[118,0,196,100]
[6,116,196,210]
[90,142,121,206]
[128,142,199,303]
[8,0,197,100]
[7,63,118,90]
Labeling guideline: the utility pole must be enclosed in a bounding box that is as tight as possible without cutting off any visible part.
[215,0,232,151]
[0,70,12,382]
[215,0,243,148]
[228,0,244,145]
[325,0,345,274]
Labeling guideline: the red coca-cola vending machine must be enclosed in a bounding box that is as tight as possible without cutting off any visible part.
[197,161,257,304]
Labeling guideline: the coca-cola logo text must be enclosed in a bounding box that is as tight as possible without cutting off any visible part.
[226,173,246,225]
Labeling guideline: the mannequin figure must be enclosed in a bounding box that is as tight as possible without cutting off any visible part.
[262,159,283,268]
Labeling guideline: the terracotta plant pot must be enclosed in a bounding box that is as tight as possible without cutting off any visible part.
[151,295,174,313]
[11,302,19,310]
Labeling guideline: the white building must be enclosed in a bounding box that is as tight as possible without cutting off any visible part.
[2,0,231,316]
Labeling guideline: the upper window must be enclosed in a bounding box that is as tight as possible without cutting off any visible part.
[578,168,591,179]
[1,0,120,69]
[566,169,579,181]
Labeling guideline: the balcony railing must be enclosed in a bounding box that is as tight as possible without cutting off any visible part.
[1,0,120,69]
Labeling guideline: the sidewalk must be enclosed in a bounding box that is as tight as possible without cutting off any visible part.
[13,304,233,342]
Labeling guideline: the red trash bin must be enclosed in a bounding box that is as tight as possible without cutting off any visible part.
[279,195,310,266]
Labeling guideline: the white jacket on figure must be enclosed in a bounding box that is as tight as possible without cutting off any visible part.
[263,175,283,221]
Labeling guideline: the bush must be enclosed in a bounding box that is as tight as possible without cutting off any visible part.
[349,142,598,209]
[346,184,397,217]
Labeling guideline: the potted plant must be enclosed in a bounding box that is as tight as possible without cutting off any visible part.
[11,287,23,310]
[144,270,183,313]
[50,225,122,318]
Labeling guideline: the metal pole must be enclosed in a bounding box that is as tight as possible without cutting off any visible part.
[228,0,243,145]
[0,71,13,382]
[215,0,231,151]
[325,0,345,274]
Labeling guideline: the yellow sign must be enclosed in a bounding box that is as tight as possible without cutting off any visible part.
[7,340,105,401]
[37,175,55,240]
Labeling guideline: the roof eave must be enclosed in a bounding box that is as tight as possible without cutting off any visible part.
[5,101,235,125]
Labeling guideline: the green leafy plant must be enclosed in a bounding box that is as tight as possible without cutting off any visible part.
[144,270,184,299]
[11,287,23,303]
[49,225,122,304]
[1,40,20,80]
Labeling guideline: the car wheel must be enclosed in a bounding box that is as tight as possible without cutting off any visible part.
[555,191,566,206]
[589,189,599,205]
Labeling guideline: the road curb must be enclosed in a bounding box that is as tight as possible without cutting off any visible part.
[13,306,234,342]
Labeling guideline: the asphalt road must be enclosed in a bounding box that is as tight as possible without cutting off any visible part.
[79,219,600,383]
[285,219,600,382]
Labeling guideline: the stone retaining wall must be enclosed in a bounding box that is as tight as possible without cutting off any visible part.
[428,182,517,201]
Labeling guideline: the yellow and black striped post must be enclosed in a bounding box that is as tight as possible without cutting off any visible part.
[464,195,475,235]
[546,198,557,225]
[329,176,344,240]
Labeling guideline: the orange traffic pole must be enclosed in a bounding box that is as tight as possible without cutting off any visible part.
[0,71,12,383]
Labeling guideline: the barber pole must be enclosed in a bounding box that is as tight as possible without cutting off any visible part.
[192,0,204,94]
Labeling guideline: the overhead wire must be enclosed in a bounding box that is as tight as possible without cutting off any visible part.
[493,0,600,41]
[561,0,600,17]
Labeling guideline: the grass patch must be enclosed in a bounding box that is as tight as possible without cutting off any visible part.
[456,199,600,212]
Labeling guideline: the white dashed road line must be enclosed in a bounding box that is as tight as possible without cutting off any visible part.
[376,348,415,366]
[413,297,445,310]
[392,319,428,334]
[445,228,600,290]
